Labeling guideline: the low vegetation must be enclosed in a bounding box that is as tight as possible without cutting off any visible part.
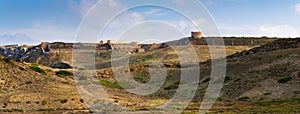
[255,98,300,106]
[238,96,250,101]
[30,65,47,75]
[99,80,134,89]
[278,77,292,83]
[56,70,73,77]
[1,108,24,112]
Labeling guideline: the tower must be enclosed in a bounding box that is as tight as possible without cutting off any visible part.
[191,32,202,38]
[100,40,104,45]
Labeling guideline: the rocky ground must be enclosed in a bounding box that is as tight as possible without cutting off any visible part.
[0,55,87,113]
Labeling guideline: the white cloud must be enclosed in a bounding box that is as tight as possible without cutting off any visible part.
[218,24,300,37]
[0,33,39,45]
[142,9,167,16]
[295,3,300,15]
[144,9,160,15]
[69,0,99,17]
[0,25,76,43]
[259,25,300,37]
[101,11,145,39]
[117,21,185,43]
[108,0,119,7]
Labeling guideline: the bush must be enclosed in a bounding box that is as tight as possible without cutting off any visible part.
[164,84,178,90]
[37,108,55,111]
[263,92,272,95]
[19,66,25,71]
[78,67,88,70]
[56,70,73,77]
[99,80,134,89]
[25,81,32,84]
[30,65,47,75]
[32,63,39,67]
[41,101,47,105]
[4,58,13,64]
[238,96,250,101]
[60,99,68,103]
[2,108,24,112]
[133,76,149,83]
[278,77,292,83]
[217,97,226,101]
[100,80,121,88]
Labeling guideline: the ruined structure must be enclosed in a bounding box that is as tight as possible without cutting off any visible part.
[40,42,51,53]
[191,31,202,38]
[99,40,118,44]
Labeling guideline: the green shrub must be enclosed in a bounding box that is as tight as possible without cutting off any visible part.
[19,66,25,71]
[133,76,149,83]
[2,108,24,112]
[164,84,178,90]
[278,77,292,83]
[224,76,231,83]
[37,108,55,111]
[25,81,32,84]
[217,97,226,101]
[4,58,13,64]
[78,67,88,70]
[56,70,73,77]
[30,65,47,75]
[99,80,134,89]
[100,80,121,88]
[263,92,272,95]
[191,99,200,103]
[32,63,40,67]
[60,99,68,103]
[41,101,47,105]
[238,96,250,101]
[80,99,84,103]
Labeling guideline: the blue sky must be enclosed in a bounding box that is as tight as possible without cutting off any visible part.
[0,0,299,44]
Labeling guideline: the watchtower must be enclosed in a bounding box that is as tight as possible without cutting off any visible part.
[100,40,104,45]
[191,32,202,38]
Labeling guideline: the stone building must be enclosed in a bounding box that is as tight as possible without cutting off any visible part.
[191,31,202,38]
[99,40,118,44]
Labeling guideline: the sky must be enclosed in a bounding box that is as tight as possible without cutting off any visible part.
[0,0,299,45]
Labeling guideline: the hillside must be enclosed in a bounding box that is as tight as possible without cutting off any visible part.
[0,38,299,113]
[0,55,87,113]
[95,39,300,113]
[95,45,255,69]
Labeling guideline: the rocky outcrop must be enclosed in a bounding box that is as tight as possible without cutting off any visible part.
[227,38,300,58]
[0,46,27,59]
[0,43,72,69]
